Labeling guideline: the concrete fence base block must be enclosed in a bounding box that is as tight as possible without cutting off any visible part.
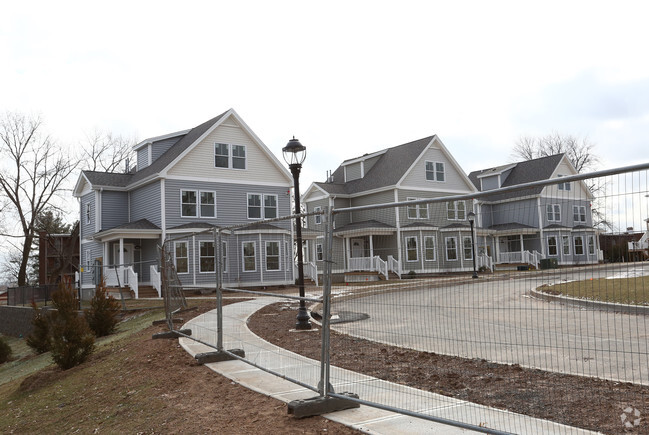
[152,318,183,326]
[151,328,192,339]
[195,349,245,364]
[287,392,360,418]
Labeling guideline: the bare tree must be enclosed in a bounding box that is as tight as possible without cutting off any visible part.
[512,133,599,172]
[0,112,78,286]
[80,129,137,172]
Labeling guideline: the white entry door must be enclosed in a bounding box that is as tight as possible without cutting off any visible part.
[113,243,135,267]
[351,238,365,258]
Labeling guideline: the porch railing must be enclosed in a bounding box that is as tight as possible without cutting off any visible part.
[498,251,522,263]
[103,266,139,298]
[374,256,388,280]
[387,255,401,278]
[293,261,319,285]
[150,265,161,297]
[348,256,389,280]
[477,254,493,272]
[125,266,139,298]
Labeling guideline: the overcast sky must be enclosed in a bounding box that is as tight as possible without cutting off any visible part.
[3,1,649,203]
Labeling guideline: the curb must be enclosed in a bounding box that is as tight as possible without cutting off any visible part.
[529,288,649,316]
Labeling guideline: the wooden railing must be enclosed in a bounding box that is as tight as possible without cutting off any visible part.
[150,265,161,297]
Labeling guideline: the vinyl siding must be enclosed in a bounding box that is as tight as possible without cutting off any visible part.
[102,191,129,230]
[167,120,290,186]
[333,197,352,227]
[80,192,95,239]
[165,179,291,230]
[151,137,181,163]
[400,146,474,192]
[397,189,454,228]
[350,190,396,226]
[363,155,381,174]
[491,199,539,228]
[80,240,103,287]
[137,148,149,171]
[540,198,591,228]
[480,175,499,191]
[345,163,362,181]
[130,181,161,227]
[305,198,329,230]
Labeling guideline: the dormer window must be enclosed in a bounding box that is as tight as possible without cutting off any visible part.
[425,161,445,182]
[215,143,246,169]
[557,175,571,190]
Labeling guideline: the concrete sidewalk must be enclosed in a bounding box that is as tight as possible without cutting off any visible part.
[179,298,597,434]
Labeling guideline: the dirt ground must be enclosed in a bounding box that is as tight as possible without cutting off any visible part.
[1,300,359,434]
[248,301,649,434]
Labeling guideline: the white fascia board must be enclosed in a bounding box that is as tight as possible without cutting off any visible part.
[164,174,291,188]
[397,185,478,195]
[546,155,595,200]
[341,149,387,166]
[133,129,191,151]
[302,183,331,202]
[479,194,541,205]
[95,230,162,242]
[400,226,439,231]
[234,229,291,235]
[73,173,93,197]
[475,164,516,179]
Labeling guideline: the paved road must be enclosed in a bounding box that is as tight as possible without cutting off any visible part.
[331,263,649,384]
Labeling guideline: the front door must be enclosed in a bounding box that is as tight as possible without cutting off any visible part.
[351,238,365,258]
[113,243,135,268]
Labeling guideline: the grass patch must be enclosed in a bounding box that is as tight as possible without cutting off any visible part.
[540,275,649,305]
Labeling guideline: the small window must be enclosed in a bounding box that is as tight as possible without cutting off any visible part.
[85,249,92,267]
[557,175,571,191]
[424,236,436,261]
[425,161,445,182]
[463,236,473,260]
[316,243,323,261]
[587,235,596,255]
[405,236,418,262]
[265,241,280,271]
[562,235,570,256]
[314,206,322,225]
[547,236,558,256]
[264,195,277,219]
[174,242,188,274]
[447,201,465,220]
[547,204,561,222]
[232,145,246,169]
[573,206,586,223]
[214,143,229,168]
[407,198,428,219]
[85,203,91,224]
[181,190,198,217]
[200,191,216,218]
[574,236,584,255]
[199,241,215,273]
[247,194,262,219]
[445,237,458,261]
[243,241,256,272]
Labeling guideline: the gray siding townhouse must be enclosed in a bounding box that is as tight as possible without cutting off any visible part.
[73,109,294,298]
[301,135,478,281]
[468,154,600,267]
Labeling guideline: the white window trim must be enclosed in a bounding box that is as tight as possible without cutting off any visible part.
[242,241,257,272]
[447,201,466,221]
[180,189,198,218]
[407,198,428,220]
[264,194,278,219]
[587,235,596,255]
[445,236,458,261]
[425,160,445,182]
[557,175,571,191]
[199,241,215,273]
[221,241,228,273]
[574,236,585,256]
[174,241,189,274]
[405,236,418,262]
[314,206,322,225]
[265,241,281,271]
[199,190,217,219]
[547,236,558,257]
[573,205,586,223]
[247,193,262,220]
[214,143,247,170]
[561,235,571,256]
[424,236,436,261]
[463,236,473,261]
[316,243,323,261]
[214,143,230,168]
[547,204,561,222]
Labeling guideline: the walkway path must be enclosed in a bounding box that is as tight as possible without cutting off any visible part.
[179,298,595,434]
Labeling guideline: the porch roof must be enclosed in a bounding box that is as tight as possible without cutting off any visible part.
[234,222,290,235]
[92,219,161,242]
[484,223,538,236]
[334,220,395,237]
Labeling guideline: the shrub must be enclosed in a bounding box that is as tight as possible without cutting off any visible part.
[85,281,121,337]
[49,282,95,370]
[26,301,51,354]
[0,336,12,363]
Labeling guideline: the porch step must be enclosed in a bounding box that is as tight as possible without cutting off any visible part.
[138,285,159,298]
[344,271,381,283]
[495,263,537,271]
[106,287,134,300]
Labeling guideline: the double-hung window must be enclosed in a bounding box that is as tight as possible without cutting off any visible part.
[199,241,215,273]
[214,143,246,169]
[314,206,322,225]
[265,241,280,271]
[562,235,570,256]
[181,190,197,217]
[248,193,277,219]
[243,241,256,272]
[174,241,188,274]
[405,236,418,261]
[200,191,216,217]
[445,237,458,261]
[407,198,428,219]
[463,236,473,260]
[573,205,586,223]
[574,236,584,255]
[557,175,571,190]
[447,201,466,220]
[425,161,445,182]
[547,236,558,256]
[182,190,215,218]
[587,235,596,255]
[316,243,323,261]
[546,204,561,222]
[424,236,436,261]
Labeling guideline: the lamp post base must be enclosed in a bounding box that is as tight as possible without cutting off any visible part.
[296,307,312,330]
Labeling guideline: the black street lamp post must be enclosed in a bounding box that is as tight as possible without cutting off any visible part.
[283,137,311,330]
[467,211,479,279]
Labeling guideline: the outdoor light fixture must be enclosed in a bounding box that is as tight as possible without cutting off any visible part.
[282,137,311,330]
[467,211,479,279]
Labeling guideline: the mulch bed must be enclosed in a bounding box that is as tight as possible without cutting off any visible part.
[248,301,649,434]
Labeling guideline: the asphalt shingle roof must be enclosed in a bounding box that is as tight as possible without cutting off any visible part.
[315,136,434,196]
[333,220,395,233]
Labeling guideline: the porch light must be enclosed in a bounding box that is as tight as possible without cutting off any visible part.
[283,136,311,330]
[467,211,478,279]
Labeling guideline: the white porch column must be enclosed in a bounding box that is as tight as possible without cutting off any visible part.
[345,237,351,270]
[495,236,501,263]
[369,235,374,258]
[520,234,524,259]
[119,238,124,285]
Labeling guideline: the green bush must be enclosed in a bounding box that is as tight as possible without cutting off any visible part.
[0,336,12,363]
[85,282,121,337]
[49,282,95,370]
[26,301,51,354]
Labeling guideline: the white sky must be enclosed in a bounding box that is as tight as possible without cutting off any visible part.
[2,0,649,209]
